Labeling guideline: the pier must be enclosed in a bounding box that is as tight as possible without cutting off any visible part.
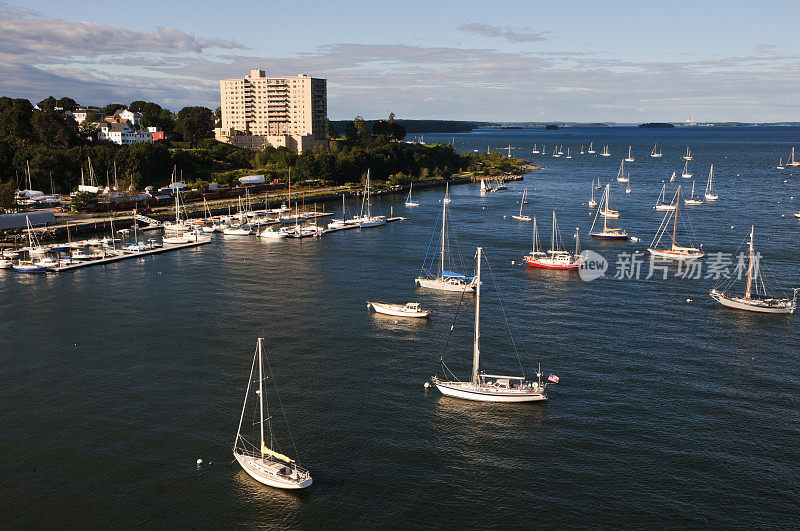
[45,239,211,273]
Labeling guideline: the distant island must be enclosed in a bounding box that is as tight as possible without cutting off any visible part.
[638,122,675,128]
[545,124,559,130]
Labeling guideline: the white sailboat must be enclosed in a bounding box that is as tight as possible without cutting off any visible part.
[650,143,663,158]
[512,189,532,221]
[710,226,797,313]
[354,170,386,227]
[616,159,629,183]
[587,142,595,154]
[580,145,585,155]
[776,157,785,170]
[480,178,492,195]
[531,144,540,154]
[648,186,704,260]
[233,338,312,489]
[684,180,703,205]
[625,175,632,194]
[670,171,676,182]
[601,145,611,157]
[683,147,692,161]
[524,212,581,269]
[624,145,634,162]
[588,183,598,208]
[443,182,452,203]
[415,193,477,293]
[599,183,620,218]
[552,145,560,158]
[681,160,693,178]
[431,247,550,402]
[405,183,419,207]
[595,177,602,190]
[12,216,47,273]
[654,184,676,211]
[589,185,629,240]
[704,164,718,201]
[565,147,572,159]
[788,147,800,167]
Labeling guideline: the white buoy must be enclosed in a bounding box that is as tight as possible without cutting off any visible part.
[511,260,515,265]
[423,382,430,389]
[196,458,203,467]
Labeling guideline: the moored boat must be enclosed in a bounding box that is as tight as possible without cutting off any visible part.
[367,301,430,318]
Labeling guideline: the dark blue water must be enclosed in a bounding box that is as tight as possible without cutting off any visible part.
[2,127,799,527]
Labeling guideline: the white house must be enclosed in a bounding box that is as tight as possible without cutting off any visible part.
[113,108,143,126]
[98,121,153,145]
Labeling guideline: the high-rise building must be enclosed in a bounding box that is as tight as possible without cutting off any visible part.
[215,69,327,153]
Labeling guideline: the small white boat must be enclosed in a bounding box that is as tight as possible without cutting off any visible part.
[648,185,704,260]
[683,147,693,161]
[684,180,703,205]
[259,226,287,239]
[704,164,718,201]
[12,261,46,273]
[654,184,676,211]
[601,145,611,157]
[405,183,419,207]
[565,147,572,159]
[776,157,785,170]
[587,142,595,154]
[616,159,629,183]
[650,143,663,158]
[531,144,540,154]
[367,301,430,318]
[588,183,598,208]
[681,160,693,179]
[0,258,12,269]
[624,145,634,162]
[511,189,532,221]
[788,147,800,167]
[234,338,312,490]
[589,184,629,240]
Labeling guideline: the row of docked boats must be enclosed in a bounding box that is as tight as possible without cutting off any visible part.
[533,142,695,160]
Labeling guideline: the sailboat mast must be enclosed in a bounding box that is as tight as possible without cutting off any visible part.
[440,193,446,275]
[472,247,482,384]
[603,185,609,232]
[532,217,538,252]
[551,211,556,252]
[257,338,265,456]
[672,186,680,248]
[745,226,754,299]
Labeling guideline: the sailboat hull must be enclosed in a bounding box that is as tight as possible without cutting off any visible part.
[415,277,476,292]
[524,256,580,269]
[647,248,704,260]
[710,290,796,314]
[234,452,312,489]
[435,381,547,402]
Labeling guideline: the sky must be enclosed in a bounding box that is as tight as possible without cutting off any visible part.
[2,0,800,122]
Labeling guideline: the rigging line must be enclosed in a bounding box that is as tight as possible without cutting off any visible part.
[713,233,750,292]
[263,350,300,464]
[483,250,526,379]
[421,209,442,277]
[439,281,468,381]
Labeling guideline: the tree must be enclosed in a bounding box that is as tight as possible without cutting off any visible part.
[175,106,215,147]
[31,111,76,149]
[372,113,405,140]
[326,119,337,139]
[214,107,222,127]
[0,97,34,139]
[101,103,126,117]
[57,97,78,111]
[0,180,16,213]
[37,96,58,112]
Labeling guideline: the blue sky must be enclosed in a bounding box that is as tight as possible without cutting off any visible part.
[3,0,800,122]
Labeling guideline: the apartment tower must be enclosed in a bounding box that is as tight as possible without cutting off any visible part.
[215,69,327,152]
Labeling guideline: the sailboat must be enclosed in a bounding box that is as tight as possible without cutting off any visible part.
[595,177,602,190]
[552,145,560,158]
[683,147,693,161]
[625,175,632,194]
[648,186,704,260]
[12,216,47,273]
[599,183,620,218]
[589,185,629,240]
[531,144,540,154]
[601,145,611,157]
[681,160,693,178]
[654,184,676,211]
[670,171,676,182]
[558,145,564,155]
[650,143,663,158]
[405,183,419,207]
[565,147,572,159]
[233,338,312,489]
[788,147,800,167]
[776,157,785,170]
[684,180,703,205]
[587,142,595,154]
[524,212,581,269]
[512,189,532,221]
[704,164,718,201]
[624,145,634,162]
[354,170,386,227]
[479,178,492,194]
[325,194,359,232]
[588,183,598,208]
[443,182,453,202]
[415,193,477,293]
[616,159,629,183]
[430,247,550,402]
[710,227,797,313]
[580,145,585,155]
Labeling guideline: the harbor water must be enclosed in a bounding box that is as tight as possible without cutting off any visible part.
[2,126,799,527]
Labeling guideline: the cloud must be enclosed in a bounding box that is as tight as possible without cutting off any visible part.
[457,23,548,43]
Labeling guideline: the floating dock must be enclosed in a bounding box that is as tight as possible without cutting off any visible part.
[46,239,211,272]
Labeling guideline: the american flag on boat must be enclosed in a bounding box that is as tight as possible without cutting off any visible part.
[547,374,559,384]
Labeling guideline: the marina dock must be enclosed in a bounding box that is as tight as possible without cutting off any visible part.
[45,239,211,272]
